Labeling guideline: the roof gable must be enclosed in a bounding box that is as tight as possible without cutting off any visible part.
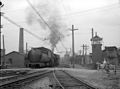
[5,51,25,56]
[91,35,102,41]
[105,46,117,51]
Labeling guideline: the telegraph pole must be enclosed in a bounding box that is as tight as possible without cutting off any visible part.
[71,25,78,68]
[81,44,85,64]
[81,44,89,64]
[0,20,2,52]
[2,35,5,67]
[84,44,89,55]
[81,44,85,56]
[0,1,4,66]
[0,1,4,51]
[26,42,28,54]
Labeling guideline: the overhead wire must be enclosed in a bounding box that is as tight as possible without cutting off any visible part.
[59,0,67,13]
[2,15,44,41]
[64,2,120,17]
[26,0,68,51]
[25,2,120,20]
[26,0,52,32]
[2,2,120,20]
[3,0,119,51]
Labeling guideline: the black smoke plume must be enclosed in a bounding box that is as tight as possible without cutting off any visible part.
[26,0,66,51]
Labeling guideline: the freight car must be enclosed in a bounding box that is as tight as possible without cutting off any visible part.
[25,47,60,68]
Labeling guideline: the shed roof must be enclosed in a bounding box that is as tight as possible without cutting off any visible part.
[5,51,25,56]
[105,46,117,51]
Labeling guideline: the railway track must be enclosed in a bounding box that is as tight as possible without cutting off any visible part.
[0,69,52,89]
[58,63,71,68]
[1,68,102,89]
[0,70,30,83]
[53,70,100,89]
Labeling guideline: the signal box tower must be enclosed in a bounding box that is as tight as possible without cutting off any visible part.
[91,31,103,64]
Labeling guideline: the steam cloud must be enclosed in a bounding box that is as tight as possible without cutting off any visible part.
[26,0,66,51]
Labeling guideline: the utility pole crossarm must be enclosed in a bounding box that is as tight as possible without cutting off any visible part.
[70,25,78,31]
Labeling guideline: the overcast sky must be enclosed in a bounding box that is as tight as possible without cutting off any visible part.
[1,0,120,56]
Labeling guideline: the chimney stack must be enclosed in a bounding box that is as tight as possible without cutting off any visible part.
[92,28,94,39]
[19,28,24,53]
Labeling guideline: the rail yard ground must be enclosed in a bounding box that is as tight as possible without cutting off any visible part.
[65,68,120,89]
[61,64,120,89]
[0,65,120,89]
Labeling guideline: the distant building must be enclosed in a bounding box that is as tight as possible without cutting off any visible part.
[84,55,93,64]
[0,49,3,63]
[0,49,4,66]
[118,48,120,64]
[74,54,92,65]
[5,51,25,68]
[74,55,82,64]
[0,49,4,57]
[64,51,70,64]
[103,46,118,65]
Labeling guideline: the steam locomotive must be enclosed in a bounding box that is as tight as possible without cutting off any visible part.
[25,47,60,68]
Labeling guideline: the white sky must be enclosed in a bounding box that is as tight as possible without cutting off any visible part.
[1,0,120,56]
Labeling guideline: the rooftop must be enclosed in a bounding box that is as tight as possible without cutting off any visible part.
[5,51,25,56]
[91,33,102,41]
[105,46,117,51]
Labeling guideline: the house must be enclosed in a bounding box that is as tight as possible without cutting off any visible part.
[5,51,25,68]
[118,48,120,65]
[103,46,118,65]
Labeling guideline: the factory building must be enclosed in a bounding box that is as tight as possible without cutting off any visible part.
[5,51,25,68]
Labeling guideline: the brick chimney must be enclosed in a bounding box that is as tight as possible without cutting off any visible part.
[19,28,24,53]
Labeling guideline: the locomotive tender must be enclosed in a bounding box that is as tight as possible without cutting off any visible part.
[25,47,60,68]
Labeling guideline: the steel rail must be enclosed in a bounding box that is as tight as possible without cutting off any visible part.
[0,70,45,83]
[63,70,100,89]
[0,70,52,87]
[53,69,65,89]
[54,70,100,89]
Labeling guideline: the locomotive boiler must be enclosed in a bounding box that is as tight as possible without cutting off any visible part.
[25,47,59,68]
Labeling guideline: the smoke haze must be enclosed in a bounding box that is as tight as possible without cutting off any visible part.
[26,0,67,50]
